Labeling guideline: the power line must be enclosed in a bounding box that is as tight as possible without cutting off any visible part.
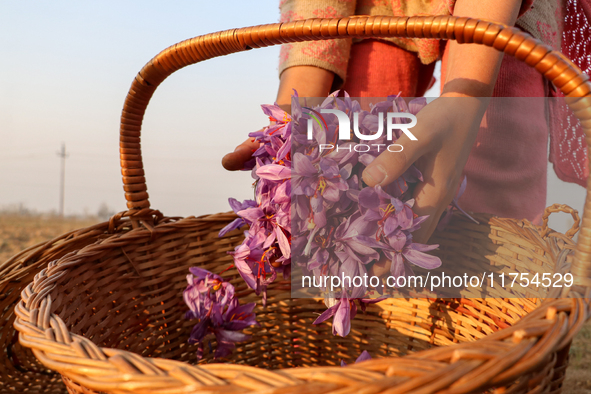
[56,143,69,217]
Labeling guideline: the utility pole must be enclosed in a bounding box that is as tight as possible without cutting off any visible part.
[57,143,68,217]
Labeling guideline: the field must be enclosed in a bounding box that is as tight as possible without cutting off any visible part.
[0,214,99,263]
[0,214,589,392]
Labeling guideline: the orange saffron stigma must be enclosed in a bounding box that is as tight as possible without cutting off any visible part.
[256,247,276,279]
[376,204,396,240]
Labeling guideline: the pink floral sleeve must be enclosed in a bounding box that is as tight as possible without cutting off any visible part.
[279,0,548,85]
[279,0,357,85]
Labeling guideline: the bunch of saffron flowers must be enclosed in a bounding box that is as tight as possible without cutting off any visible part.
[184,267,257,359]
[214,92,444,339]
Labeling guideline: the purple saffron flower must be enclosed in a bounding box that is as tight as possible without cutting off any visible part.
[238,202,290,260]
[184,267,257,359]
[437,176,479,231]
[219,198,258,237]
[382,230,442,280]
[358,186,416,236]
[231,233,278,303]
[292,153,349,228]
[256,164,292,181]
[209,300,257,358]
[184,267,234,320]
[313,296,357,337]
[341,350,372,366]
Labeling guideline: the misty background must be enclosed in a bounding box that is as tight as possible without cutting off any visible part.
[0,1,585,235]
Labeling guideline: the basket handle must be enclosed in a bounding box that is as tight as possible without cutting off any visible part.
[118,16,591,288]
[541,203,581,239]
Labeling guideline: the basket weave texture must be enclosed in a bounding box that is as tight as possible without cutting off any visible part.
[10,15,591,394]
[0,221,117,392]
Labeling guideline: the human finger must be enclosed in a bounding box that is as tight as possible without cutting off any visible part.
[361,134,426,188]
[221,137,260,171]
[408,159,459,244]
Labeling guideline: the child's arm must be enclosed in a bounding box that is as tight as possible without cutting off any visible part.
[363,0,522,251]
[221,65,334,171]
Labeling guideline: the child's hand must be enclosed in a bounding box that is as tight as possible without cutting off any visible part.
[366,95,489,277]
[221,137,261,171]
[222,66,333,171]
[364,95,487,253]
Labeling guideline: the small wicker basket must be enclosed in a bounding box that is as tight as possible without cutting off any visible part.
[11,16,591,394]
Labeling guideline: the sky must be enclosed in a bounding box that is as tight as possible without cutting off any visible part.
[0,1,284,217]
[0,1,585,235]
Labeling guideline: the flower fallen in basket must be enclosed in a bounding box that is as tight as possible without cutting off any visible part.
[185,92,463,357]
[184,267,257,359]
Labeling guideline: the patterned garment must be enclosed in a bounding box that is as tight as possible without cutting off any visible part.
[278,0,545,83]
[549,0,591,187]
[278,0,591,188]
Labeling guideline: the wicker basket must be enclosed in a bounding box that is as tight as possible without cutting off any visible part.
[11,16,591,394]
[0,214,165,392]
